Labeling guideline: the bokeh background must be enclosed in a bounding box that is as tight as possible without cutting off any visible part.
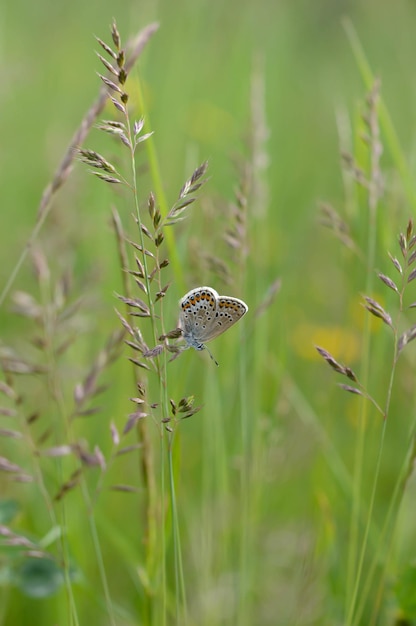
[2,1,416,624]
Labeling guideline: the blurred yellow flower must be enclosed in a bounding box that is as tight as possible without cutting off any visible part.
[293,322,360,363]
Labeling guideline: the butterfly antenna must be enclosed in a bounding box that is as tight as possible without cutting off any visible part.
[204,345,219,367]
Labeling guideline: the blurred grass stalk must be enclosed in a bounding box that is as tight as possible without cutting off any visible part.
[0,22,159,311]
[318,23,416,624]
[6,10,416,626]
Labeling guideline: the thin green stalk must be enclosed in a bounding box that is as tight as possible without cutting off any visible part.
[346,356,368,621]
[168,435,188,625]
[37,274,80,626]
[124,115,158,346]
[347,419,388,625]
[112,203,158,625]
[159,433,167,626]
[0,211,48,309]
[124,95,174,626]
[82,484,117,626]
[342,18,416,212]
[350,236,414,624]
[345,82,381,624]
[133,72,185,292]
[237,319,250,626]
[352,431,416,625]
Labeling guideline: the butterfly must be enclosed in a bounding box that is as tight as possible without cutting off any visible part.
[178,286,248,365]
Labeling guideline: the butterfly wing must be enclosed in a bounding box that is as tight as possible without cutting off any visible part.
[200,295,248,343]
[179,287,219,347]
[179,287,248,348]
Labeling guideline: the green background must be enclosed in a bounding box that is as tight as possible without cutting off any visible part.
[2,1,416,624]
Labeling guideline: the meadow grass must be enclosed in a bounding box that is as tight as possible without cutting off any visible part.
[2,6,416,626]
